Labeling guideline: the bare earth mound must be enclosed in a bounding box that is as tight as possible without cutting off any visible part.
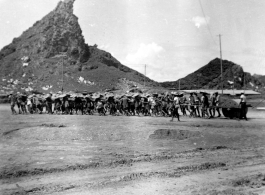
[149,129,202,140]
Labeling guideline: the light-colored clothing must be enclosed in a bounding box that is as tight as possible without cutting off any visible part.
[210,94,216,106]
[240,94,246,103]
[97,101,103,109]
[174,97,180,108]
[148,97,153,102]
[27,99,32,106]
[189,96,195,104]
[201,96,204,103]
[201,95,209,108]
[174,97,179,104]
[215,95,220,106]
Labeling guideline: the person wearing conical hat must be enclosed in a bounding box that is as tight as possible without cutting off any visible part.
[179,93,187,116]
[32,94,41,114]
[114,96,122,116]
[188,92,196,117]
[161,95,168,117]
[209,92,216,118]
[45,93,53,114]
[214,92,221,117]
[19,93,27,114]
[16,92,23,114]
[201,92,210,118]
[96,98,105,116]
[170,93,180,122]
[140,96,145,114]
[121,95,129,116]
[134,95,141,116]
[85,96,93,115]
[239,91,247,121]
[147,95,154,116]
[128,96,135,116]
[54,96,61,114]
[193,92,201,117]
[9,92,17,115]
[26,95,33,114]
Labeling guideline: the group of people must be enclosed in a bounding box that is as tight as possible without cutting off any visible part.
[8,91,226,121]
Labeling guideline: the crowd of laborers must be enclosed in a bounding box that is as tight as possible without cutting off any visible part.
[8,91,224,121]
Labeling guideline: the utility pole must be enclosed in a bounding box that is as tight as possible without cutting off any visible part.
[62,58,64,93]
[218,34,223,95]
[244,72,246,93]
[179,80,180,91]
[144,64,146,87]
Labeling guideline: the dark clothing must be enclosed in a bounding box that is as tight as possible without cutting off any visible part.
[240,102,247,120]
[9,95,17,114]
[10,95,16,106]
[210,95,216,106]
[122,97,128,109]
[201,95,209,108]
[46,96,53,114]
[46,96,52,103]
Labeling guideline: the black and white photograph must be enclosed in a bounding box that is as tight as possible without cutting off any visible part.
[0,0,265,194]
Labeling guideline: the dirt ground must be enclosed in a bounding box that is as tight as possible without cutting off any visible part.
[0,104,265,195]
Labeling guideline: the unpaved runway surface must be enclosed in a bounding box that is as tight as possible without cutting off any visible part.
[0,104,265,195]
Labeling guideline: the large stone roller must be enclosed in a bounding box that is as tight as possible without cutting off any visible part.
[217,97,248,119]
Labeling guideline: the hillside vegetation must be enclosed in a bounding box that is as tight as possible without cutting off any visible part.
[161,58,265,92]
[0,0,159,94]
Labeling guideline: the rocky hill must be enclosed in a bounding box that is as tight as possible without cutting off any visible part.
[0,0,159,94]
[161,58,265,91]
[253,74,265,86]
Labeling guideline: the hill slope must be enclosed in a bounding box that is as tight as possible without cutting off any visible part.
[161,58,265,91]
[0,0,159,94]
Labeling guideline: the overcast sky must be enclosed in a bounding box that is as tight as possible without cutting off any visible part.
[0,0,265,81]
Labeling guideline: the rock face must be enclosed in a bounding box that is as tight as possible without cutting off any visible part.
[0,0,88,63]
[0,0,158,93]
[161,58,264,91]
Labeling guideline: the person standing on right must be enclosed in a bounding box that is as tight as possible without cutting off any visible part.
[240,91,247,121]
[170,93,180,122]
[215,92,221,117]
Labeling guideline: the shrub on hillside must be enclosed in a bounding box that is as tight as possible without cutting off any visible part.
[89,64,98,70]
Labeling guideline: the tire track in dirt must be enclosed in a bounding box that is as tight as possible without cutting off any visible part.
[7,160,265,195]
[3,147,265,195]
[5,162,228,195]
[0,146,233,179]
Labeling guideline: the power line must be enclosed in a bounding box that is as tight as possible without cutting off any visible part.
[198,0,217,45]
[144,64,146,87]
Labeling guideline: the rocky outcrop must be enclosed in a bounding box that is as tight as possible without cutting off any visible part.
[0,0,158,93]
[161,58,264,91]
[12,0,88,61]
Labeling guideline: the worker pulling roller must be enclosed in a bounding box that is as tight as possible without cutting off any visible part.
[7,90,254,121]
